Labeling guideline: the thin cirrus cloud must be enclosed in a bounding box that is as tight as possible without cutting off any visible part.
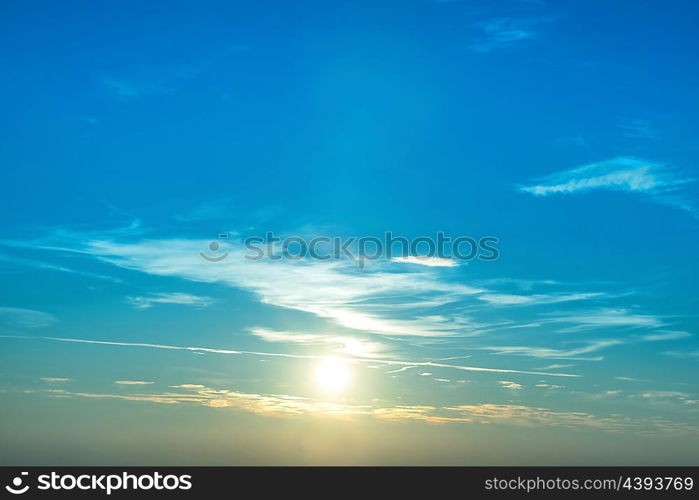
[0,307,57,329]
[640,331,692,342]
[40,377,71,383]
[249,327,387,358]
[618,120,657,140]
[0,253,121,283]
[474,323,690,361]
[518,157,696,215]
[2,228,688,371]
[9,231,627,339]
[474,339,622,360]
[33,383,697,433]
[101,64,201,101]
[22,235,492,337]
[100,46,250,102]
[469,17,549,53]
[477,292,604,306]
[0,335,579,378]
[114,380,154,385]
[498,380,523,390]
[539,308,666,333]
[663,350,699,359]
[126,292,215,310]
[391,256,458,267]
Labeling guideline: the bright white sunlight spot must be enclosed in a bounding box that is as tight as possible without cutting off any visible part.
[314,358,351,392]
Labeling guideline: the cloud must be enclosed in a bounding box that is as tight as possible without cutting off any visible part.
[101,64,201,101]
[114,380,154,385]
[475,318,691,361]
[0,253,121,283]
[102,77,142,99]
[476,339,621,360]
[478,292,603,306]
[518,157,695,214]
[16,231,618,340]
[535,364,573,370]
[391,256,458,267]
[535,384,564,390]
[0,307,57,329]
[36,382,696,433]
[541,308,666,333]
[639,330,692,342]
[663,350,699,359]
[250,328,387,358]
[619,120,657,140]
[639,391,689,399]
[126,292,214,310]
[40,377,71,383]
[498,380,523,390]
[43,236,491,337]
[469,18,549,53]
[100,47,248,102]
[386,366,417,374]
[6,227,681,371]
[635,391,698,405]
[0,335,579,378]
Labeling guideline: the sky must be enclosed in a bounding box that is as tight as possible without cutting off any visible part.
[1,0,699,465]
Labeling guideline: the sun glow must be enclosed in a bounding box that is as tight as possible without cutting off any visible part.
[315,358,351,392]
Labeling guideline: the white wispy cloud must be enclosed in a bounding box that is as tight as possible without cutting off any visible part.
[40,377,71,383]
[391,256,458,267]
[663,350,699,359]
[102,77,142,100]
[250,328,387,358]
[535,384,564,390]
[6,228,682,371]
[619,119,657,140]
[126,292,215,310]
[518,157,695,214]
[475,315,689,361]
[637,391,694,403]
[0,253,121,283]
[0,335,579,378]
[498,380,523,390]
[535,364,573,370]
[386,366,417,374]
[0,307,57,329]
[469,17,547,52]
[478,292,603,306]
[476,339,622,360]
[25,381,697,432]
[114,380,154,385]
[17,232,619,340]
[101,64,201,101]
[639,330,692,342]
[52,237,488,337]
[541,308,666,333]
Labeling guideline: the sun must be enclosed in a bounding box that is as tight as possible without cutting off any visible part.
[314,358,351,392]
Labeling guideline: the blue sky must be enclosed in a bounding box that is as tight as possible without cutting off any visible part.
[1,0,699,465]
